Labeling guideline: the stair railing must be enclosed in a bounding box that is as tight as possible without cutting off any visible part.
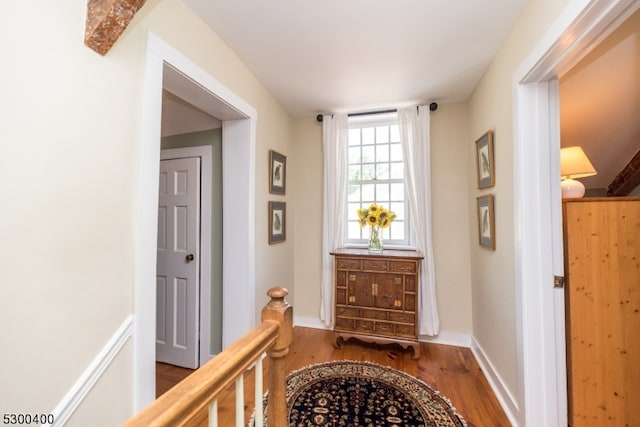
[123,287,292,427]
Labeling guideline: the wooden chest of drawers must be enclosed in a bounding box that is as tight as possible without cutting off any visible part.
[330,248,423,359]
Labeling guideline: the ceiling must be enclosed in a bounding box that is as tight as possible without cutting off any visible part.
[162,1,639,192]
[182,0,528,117]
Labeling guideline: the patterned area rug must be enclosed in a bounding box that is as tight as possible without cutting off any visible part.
[254,360,466,426]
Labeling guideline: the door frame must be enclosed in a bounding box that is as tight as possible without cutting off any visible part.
[513,0,640,425]
[160,146,213,365]
[134,32,258,409]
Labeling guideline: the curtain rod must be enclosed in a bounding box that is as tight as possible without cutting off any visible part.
[316,102,437,123]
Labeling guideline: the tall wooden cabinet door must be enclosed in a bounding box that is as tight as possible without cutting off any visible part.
[374,274,404,310]
[564,199,640,427]
[348,273,373,307]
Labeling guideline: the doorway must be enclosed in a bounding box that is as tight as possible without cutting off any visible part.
[513,0,640,425]
[134,33,258,410]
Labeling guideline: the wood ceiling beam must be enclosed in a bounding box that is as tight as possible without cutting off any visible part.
[607,149,640,196]
[85,0,147,56]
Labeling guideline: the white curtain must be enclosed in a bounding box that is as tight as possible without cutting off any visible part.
[398,105,440,336]
[320,113,349,327]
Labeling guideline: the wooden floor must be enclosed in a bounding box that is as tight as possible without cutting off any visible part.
[156,326,510,426]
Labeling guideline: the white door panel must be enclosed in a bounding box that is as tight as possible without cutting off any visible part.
[156,157,200,369]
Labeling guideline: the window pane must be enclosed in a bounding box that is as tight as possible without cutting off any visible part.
[376,163,389,180]
[362,183,374,201]
[362,164,375,180]
[376,126,389,143]
[347,185,360,202]
[349,128,360,145]
[390,162,404,179]
[349,165,361,180]
[390,202,405,220]
[348,147,361,164]
[362,145,375,162]
[390,125,400,142]
[362,127,374,145]
[390,143,403,161]
[390,222,405,240]
[347,222,363,239]
[390,183,404,201]
[348,202,361,219]
[376,183,389,201]
[376,144,389,162]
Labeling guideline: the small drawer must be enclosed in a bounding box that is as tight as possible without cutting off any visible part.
[337,258,362,270]
[374,321,394,335]
[389,312,415,324]
[363,260,388,271]
[335,317,355,330]
[389,261,416,273]
[395,323,416,338]
[354,320,374,333]
[336,306,360,318]
[405,294,416,310]
[362,308,388,320]
[336,271,346,286]
[405,276,416,292]
[336,289,346,305]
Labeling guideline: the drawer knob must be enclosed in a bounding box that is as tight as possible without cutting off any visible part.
[348,296,356,303]
[394,277,401,285]
[349,274,356,281]
[372,283,379,296]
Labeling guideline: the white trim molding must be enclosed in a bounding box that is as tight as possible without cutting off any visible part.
[135,30,258,411]
[512,0,640,426]
[51,316,133,426]
[471,337,519,427]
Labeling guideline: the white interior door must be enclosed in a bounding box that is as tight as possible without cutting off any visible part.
[156,157,201,369]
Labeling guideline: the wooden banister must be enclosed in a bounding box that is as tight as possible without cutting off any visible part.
[124,287,292,427]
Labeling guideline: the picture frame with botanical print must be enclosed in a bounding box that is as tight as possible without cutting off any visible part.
[476,195,495,250]
[268,201,286,244]
[475,130,495,189]
[269,150,286,194]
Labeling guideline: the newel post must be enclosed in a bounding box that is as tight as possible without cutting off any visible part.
[261,287,293,427]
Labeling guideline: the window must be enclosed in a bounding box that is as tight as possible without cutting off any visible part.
[346,114,410,247]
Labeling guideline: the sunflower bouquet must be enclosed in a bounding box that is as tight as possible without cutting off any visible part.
[357,203,396,251]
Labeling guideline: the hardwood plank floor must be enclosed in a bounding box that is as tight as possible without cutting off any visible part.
[155,326,511,426]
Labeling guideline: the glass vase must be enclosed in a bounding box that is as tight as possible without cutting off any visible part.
[368,225,383,252]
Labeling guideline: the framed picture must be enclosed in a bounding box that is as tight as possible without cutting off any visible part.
[268,201,286,244]
[476,195,495,250]
[475,130,495,189]
[269,150,286,194]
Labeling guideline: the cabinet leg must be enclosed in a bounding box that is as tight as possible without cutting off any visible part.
[409,343,421,360]
[333,335,344,349]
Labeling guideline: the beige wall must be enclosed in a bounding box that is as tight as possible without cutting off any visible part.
[467,0,571,407]
[291,104,474,337]
[1,0,294,421]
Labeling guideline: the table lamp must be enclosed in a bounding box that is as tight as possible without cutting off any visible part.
[560,146,597,199]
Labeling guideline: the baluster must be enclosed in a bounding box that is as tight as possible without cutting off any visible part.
[236,376,244,427]
[208,399,218,427]
[254,356,264,427]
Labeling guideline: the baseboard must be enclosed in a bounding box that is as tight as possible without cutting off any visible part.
[293,315,331,330]
[419,331,471,348]
[51,315,134,426]
[470,336,520,427]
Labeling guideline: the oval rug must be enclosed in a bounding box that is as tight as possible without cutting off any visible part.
[254,360,467,427]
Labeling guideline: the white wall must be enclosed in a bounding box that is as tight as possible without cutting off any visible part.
[291,104,474,339]
[1,0,295,422]
[467,0,571,415]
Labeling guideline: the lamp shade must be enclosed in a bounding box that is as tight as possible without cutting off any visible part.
[560,146,597,179]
